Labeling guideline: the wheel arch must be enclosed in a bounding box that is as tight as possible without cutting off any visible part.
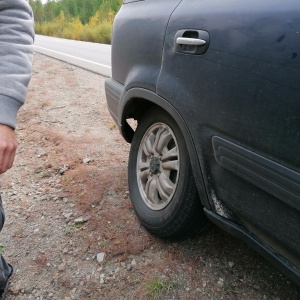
[119,87,211,209]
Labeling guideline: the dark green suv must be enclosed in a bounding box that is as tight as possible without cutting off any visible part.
[105,0,300,285]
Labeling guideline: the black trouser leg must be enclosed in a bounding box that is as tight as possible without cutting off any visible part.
[0,196,11,290]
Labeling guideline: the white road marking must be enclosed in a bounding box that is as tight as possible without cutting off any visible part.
[34,46,112,69]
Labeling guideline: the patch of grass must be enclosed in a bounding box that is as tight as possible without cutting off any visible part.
[65,223,83,235]
[0,246,5,255]
[40,170,51,178]
[65,226,76,235]
[115,221,124,228]
[146,277,179,300]
[99,240,109,248]
[34,166,51,178]
[61,176,74,183]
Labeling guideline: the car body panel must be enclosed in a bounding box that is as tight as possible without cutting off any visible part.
[156,0,300,268]
[105,0,300,285]
[111,0,181,91]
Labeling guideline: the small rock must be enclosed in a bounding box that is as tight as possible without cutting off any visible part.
[144,259,152,266]
[228,261,234,268]
[131,259,136,267]
[83,158,91,164]
[74,216,90,224]
[9,283,21,295]
[63,212,73,219]
[217,278,224,288]
[58,263,66,272]
[70,288,77,296]
[97,253,105,263]
[58,165,69,175]
[24,286,34,294]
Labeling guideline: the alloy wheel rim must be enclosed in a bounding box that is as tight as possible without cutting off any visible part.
[137,123,180,210]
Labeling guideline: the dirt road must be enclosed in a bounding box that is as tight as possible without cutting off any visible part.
[1,53,299,299]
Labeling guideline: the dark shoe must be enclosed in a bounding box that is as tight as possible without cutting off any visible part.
[0,264,13,300]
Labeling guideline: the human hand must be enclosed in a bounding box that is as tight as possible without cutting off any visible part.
[0,124,18,174]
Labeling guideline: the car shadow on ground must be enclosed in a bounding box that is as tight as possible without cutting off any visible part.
[161,223,300,299]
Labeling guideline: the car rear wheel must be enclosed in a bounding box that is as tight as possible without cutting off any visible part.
[128,108,207,238]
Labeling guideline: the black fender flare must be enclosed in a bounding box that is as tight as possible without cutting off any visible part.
[119,87,211,209]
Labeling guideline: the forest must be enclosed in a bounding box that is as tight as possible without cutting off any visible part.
[30,0,122,44]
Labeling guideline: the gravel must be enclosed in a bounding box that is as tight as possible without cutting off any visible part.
[0,52,299,299]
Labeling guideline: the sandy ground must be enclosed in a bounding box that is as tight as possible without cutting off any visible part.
[0,53,299,300]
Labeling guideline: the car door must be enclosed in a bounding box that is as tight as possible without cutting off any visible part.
[157,0,300,267]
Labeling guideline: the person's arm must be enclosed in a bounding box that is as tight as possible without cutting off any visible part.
[0,0,34,174]
[0,125,18,174]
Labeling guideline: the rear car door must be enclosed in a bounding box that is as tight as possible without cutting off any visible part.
[157,0,300,269]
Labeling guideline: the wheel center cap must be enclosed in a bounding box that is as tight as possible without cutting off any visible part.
[150,157,160,174]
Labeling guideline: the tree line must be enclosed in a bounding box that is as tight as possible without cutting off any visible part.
[30,0,122,44]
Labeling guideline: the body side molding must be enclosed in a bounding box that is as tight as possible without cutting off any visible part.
[212,136,300,211]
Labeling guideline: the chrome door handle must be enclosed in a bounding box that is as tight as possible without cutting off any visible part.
[176,37,206,46]
[175,30,209,55]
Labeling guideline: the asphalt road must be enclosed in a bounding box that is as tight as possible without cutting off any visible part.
[34,35,112,77]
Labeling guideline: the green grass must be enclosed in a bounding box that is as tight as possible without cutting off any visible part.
[146,277,179,300]
[65,223,83,235]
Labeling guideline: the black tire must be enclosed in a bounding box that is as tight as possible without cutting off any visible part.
[128,107,207,238]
